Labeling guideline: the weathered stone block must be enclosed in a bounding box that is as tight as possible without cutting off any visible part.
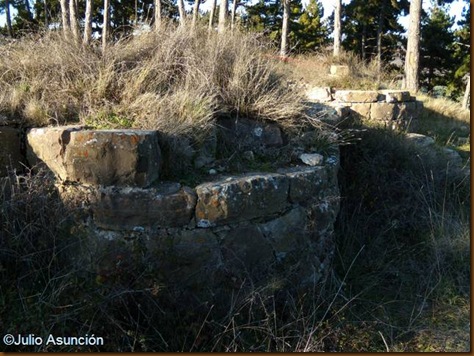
[27,128,161,187]
[334,90,379,103]
[217,118,284,155]
[349,103,371,119]
[259,207,309,256]
[0,126,24,176]
[378,90,411,103]
[278,166,327,204]
[370,102,398,121]
[329,65,350,77]
[310,192,340,236]
[306,87,332,102]
[195,173,289,227]
[93,184,197,230]
[168,229,222,286]
[26,126,84,175]
[219,225,274,274]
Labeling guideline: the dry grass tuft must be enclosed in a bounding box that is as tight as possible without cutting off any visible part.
[0,24,305,138]
[286,49,399,90]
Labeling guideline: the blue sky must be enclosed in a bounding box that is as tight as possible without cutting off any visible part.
[0,0,467,31]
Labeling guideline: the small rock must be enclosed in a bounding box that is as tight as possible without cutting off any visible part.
[406,133,435,147]
[299,153,324,166]
[209,169,217,175]
[441,147,463,166]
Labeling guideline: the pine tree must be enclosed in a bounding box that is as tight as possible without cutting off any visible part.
[448,2,470,100]
[298,0,328,51]
[419,5,455,91]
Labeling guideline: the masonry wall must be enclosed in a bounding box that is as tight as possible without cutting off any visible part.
[1,120,341,302]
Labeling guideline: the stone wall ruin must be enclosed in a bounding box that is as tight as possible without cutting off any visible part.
[1,117,341,301]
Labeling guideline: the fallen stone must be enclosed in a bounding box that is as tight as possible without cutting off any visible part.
[195,173,289,227]
[299,153,324,166]
[92,183,197,230]
[334,90,379,103]
[405,133,435,147]
[0,126,24,176]
[306,87,333,102]
[27,128,161,187]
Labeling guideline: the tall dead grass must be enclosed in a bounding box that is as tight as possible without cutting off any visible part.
[0,24,304,138]
[287,49,399,90]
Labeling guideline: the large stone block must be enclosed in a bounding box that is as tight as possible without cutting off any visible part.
[219,225,275,275]
[0,126,24,176]
[306,87,333,102]
[92,183,197,230]
[27,127,161,187]
[258,207,309,257]
[278,166,327,204]
[349,103,371,119]
[334,90,379,103]
[195,173,289,227]
[26,126,84,175]
[370,102,398,121]
[167,228,222,287]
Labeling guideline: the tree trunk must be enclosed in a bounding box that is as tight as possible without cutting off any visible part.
[462,76,470,109]
[83,0,93,45]
[5,0,13,36]
[230,0,237,30]
[154,0,162,30]
[44,0,49,29]
[218,0,227,33]
[24,0,33,20]
[208,0,217,30]
[177,0,186,26]
[60,0,70,38]
[191,0,200,29]
[280,0,290,57]
[376,0,386,81]
[102,0,110,54]
[69,0,80,43]
[361,24,367,60]
[333,0,342,57]
[403,0,422,92]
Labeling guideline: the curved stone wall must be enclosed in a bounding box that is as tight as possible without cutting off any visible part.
[21,125,341,300]
[0,117,341,302]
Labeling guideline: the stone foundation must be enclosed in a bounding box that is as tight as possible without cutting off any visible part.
[2,124,341,302]
[306,88,424,129]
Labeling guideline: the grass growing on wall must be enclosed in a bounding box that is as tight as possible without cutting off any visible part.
[0,23,304,135]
